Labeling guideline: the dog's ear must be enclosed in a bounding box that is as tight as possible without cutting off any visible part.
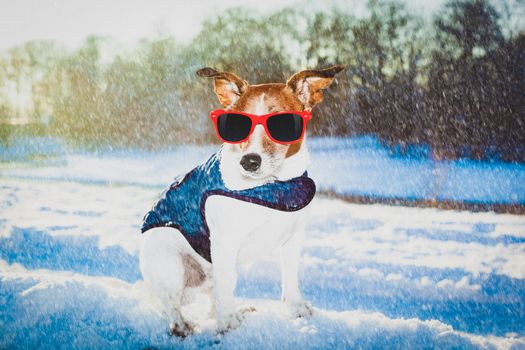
[286,65,345,108]
[197,67,249,107]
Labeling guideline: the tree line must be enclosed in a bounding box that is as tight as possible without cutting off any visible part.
[0,0,523,161]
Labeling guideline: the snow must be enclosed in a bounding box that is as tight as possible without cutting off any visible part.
[3,259,517,349]
[1,137,525,349]
[2,135,525,204]
[307,137,525,204]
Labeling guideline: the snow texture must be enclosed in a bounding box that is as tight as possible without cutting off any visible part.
[2,135,525,204]
[1,137,525,349]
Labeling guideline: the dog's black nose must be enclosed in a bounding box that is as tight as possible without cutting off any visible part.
[240,153,262,172]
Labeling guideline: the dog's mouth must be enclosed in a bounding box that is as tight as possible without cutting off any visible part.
[240,169,263,179]
[239,168,276,182]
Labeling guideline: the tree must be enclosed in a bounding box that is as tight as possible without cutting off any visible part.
[436,0,504,60]
[49,36,104,145]
[427,0,508,159]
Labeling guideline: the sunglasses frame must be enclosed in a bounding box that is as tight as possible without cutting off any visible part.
[210,109,312,145]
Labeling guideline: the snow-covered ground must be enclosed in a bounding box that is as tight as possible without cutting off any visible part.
[2,136,525,204]
[1,137,525,349]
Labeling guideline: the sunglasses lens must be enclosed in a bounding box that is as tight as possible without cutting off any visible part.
[266,114,304,142]
[217,113,252,142]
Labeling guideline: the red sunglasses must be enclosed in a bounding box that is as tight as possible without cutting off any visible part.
[210,109,311,144]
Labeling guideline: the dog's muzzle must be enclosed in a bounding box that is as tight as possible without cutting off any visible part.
[240,153,262,172]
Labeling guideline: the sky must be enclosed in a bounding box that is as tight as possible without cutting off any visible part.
[0,0,446,52]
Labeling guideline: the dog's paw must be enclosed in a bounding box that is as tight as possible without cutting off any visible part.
[169,318,195,338]
[285,300,314,318]
[238,305,257,315]
[216,311,244,334]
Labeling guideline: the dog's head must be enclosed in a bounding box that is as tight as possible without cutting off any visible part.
[198,65,344,189]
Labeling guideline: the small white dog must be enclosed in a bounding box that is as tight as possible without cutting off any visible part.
[139,65,344,336]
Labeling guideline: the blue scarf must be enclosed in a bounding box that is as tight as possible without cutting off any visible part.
[141,151,316,262]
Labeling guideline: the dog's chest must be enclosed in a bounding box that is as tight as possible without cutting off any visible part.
[204,195,303,264]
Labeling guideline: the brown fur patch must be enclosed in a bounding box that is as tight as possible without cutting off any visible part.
[232,84,304,113]
[285,141,302,158]
[183,254,206,287]
[286,65,345,108]
[197,68,248,107]
[262,134,277,154]
[238,140,250,151]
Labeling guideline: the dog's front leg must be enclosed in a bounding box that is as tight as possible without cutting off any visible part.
[280,216,313,318]
[206,197,247,333]
[209,228,243,333]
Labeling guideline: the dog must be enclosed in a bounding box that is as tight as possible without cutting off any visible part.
[139,65,344,336]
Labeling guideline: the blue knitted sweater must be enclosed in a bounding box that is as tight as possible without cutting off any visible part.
[141,151,316,262]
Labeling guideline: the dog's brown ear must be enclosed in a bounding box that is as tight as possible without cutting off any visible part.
[286,65,345,108]
[197,67,249,107]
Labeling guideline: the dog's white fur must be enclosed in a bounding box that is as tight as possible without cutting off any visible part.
[140,96,312,335]
[220,130,310,190]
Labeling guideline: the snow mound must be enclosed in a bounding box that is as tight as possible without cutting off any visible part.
[2,262,522,350]
[1,162,525,349]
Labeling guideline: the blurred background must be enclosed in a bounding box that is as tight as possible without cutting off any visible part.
[1,0,524,209]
